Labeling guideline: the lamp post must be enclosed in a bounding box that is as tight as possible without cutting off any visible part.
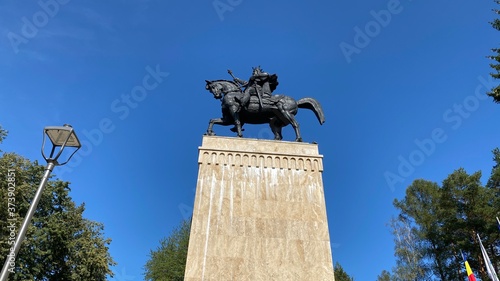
[0,124,81,281]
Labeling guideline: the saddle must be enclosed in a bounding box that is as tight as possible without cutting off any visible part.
[248,94,285,106]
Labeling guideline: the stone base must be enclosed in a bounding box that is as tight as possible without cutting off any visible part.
[184,136,334,281]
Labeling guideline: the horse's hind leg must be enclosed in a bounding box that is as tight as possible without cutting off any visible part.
[288,116,302,142]
[277,104,302,142]
[269,117,283,140]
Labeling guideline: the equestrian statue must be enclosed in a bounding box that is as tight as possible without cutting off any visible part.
[204,66,325,142]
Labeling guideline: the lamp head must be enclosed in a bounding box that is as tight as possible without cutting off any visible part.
[41,124,81,165]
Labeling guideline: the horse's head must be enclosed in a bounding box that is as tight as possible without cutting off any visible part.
[205,80,223,99]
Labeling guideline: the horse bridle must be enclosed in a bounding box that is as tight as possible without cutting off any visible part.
[210,81,243,99]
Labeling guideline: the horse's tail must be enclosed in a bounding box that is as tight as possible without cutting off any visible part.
[297,97,325,125]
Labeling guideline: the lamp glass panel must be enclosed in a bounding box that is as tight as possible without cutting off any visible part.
[46,129,81,147]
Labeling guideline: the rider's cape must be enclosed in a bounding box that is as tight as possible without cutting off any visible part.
[268,74,279,93]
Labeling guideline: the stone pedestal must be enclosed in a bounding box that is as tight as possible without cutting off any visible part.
[184,136,334,281]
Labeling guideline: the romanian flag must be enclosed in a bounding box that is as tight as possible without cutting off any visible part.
[465,260,477,281]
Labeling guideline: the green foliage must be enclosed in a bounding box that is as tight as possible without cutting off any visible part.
[488,1,500,102]
[333,262,354,281]
[389,215,428,280]
[0,125,7,144]
[144,218,191,281]
[376,270,392,281]
[389,150,500,280]
[0,152,116,280]
[487,148,500,189]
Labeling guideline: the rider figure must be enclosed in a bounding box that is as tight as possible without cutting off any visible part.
[228,66,278,109]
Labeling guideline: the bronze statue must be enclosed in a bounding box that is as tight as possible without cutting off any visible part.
[205,67,325,142]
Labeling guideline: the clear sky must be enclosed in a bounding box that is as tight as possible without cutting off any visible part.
[1,0,499,280]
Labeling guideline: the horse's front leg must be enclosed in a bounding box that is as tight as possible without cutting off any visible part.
[233,112,243,137]
[206,118,225,136]
[229,105,243,137]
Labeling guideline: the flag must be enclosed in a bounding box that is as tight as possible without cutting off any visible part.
[477,234,499,281]
[462,251,478,281]
[465,260,478,281]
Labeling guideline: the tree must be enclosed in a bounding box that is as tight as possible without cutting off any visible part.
[488,1,500,102]
[0,151,116,280]
[440,168,500,279]
[376,270,392,281]
[393,179,452,280]
[389,215,429,280]
[144,218,191,281]
[333,262,354,281]
[486,148,500,189]
[0,125,7,144]
[390,151,500,280]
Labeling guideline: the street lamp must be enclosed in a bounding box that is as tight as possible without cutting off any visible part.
[0,124,81,281]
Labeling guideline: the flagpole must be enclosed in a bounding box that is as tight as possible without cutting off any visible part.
[477,233,499,281]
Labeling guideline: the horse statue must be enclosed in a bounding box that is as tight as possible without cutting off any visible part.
[204,79,325,142]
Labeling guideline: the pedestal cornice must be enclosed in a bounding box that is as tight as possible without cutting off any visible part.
[198,136,323,171]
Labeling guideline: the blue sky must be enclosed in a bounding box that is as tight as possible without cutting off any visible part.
[1,0,499,280]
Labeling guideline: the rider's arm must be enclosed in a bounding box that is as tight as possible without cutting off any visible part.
[234,77,248,86]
